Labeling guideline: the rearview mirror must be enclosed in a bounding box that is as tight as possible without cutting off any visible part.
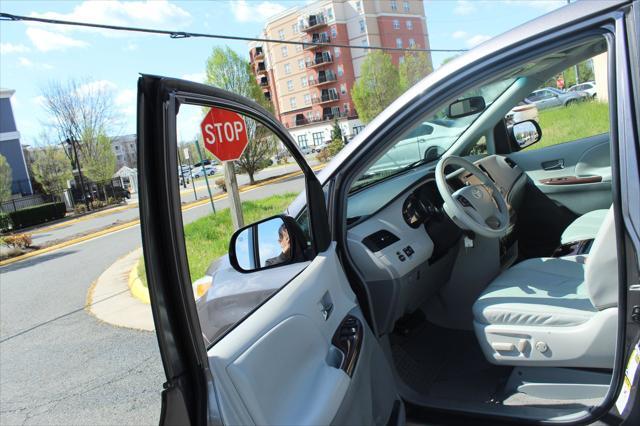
[447,96,486,119]
[229,215,308,272]
[511,120,542,149]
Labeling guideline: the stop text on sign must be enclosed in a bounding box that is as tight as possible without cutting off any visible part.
[200,108,249,162]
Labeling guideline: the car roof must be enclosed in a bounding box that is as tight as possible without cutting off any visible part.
[287,0,628,216]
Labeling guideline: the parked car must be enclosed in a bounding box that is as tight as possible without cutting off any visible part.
[311,142,329,153]
[192,165,216,178]
[567,81,597,98]
[505,103,539,125]
[298,145,313,156]
[138,1,639,425]
[523,86,589,110]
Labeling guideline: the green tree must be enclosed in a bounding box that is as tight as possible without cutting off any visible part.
[0,154,12,202]
[83,133,117,200]
[205,46,276,184]
[351,51,402,124]
[330,119,343,142]
[399,51,433,91]
[30,145,72,195]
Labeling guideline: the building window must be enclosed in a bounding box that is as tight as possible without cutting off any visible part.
[298,135,308,148]
[396,38,403,48]
[312,132,324,146]
[326,7,334,20]
[403,0,410,12]
[306,111,314,121]
[284,63,291,74]
[340,83,347,95]
[287,80,294,91]
[298,58,305,70]
[331,27,337,38]
[406,20,413,30]
[290,97,297,108]
[278,29,285,40]
[334,47,341,58]
[393,19,400,30]
[304,94,311,105]
[359,19,365,33]
[296,44,302,52]
[301,76,308,87]
[115,145,120,151]
[353,125,365,135]
[408,38,416,48]
[337,65,344,77]
[361,39,368,47]
[391,0,398,11]
[281,46,288,57]
[356,1,362,13]
[344,103,350,113]
[292,23,298,34]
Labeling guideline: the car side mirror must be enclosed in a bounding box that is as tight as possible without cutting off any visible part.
[229,215,308,272]
[511,120,542,150]
[447,96,486,119]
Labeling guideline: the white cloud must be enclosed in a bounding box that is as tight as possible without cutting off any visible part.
[181,73,206,83]
[123,42,138,51]
[0,42,31,54]
[466,34,491,47]
[452,31,467,39]
[30,0,191,33]
[32,96,46,107]
[18,57,33,67]
[230,0,286,23]
[26,27,89,52]
[454,0,476,16]
[115,88,136,117]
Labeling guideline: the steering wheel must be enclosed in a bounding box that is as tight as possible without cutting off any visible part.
[435,156,510,238]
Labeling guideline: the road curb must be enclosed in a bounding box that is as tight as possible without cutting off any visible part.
[128,258,150,305]
[0,163,325,267]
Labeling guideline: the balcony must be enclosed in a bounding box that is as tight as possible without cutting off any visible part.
[303,34,331,50]
[301,14,327,31]
[256,62,267,75]
[259,77,269,87]
[253,47,264,60]
[305,52,333,68]
[311,91,339,105]
[309,71,337,87]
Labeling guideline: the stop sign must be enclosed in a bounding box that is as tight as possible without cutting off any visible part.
[200,108,249,162]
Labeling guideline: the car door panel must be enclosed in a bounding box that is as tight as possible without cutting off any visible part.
[509,133,611,214]
[207,243,398,426]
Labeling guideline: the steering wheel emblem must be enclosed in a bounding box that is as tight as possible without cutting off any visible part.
[471,187,483,199]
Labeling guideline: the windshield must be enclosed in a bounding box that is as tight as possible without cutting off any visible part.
[351,77,515,191]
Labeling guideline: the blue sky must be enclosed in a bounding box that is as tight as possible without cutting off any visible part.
[0,0,566,144]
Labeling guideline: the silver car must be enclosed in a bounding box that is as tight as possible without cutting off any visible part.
[524,87,589,109]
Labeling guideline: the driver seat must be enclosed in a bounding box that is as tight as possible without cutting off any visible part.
[472,208,618,369]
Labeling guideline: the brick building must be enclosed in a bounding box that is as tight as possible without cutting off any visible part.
[249,0,432,150]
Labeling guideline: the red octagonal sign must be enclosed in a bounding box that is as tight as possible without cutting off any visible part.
[200,108,249,162]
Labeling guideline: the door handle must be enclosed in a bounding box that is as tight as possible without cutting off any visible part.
[319,291,333,321]
[542,159,565,170]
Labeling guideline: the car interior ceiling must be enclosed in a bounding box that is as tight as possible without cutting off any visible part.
[341,37,615,421]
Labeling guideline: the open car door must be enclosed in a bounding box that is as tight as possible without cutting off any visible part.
[137,75,401,426]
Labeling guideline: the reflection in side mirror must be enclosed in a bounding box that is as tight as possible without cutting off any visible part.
[511,120,542,149]
[229,215,307,272]
[447,96,486,119]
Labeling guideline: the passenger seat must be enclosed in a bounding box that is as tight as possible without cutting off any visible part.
[561,208,609,245]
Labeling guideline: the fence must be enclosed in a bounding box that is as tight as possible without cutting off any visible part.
[1,194,60,214]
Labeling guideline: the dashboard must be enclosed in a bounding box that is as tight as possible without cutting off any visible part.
[345,155,526,334]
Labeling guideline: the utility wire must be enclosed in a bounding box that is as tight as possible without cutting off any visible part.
[0,12,467,53]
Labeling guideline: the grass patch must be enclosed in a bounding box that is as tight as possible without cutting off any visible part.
[526,100,610,150]
[136,193,297,284]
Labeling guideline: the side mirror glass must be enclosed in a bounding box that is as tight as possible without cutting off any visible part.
[511,120,542,149]
[447,96,486,119]
[229,215,306,272]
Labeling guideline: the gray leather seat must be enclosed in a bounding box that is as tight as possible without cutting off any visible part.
[473,208,618,368]
[561,208,608,244]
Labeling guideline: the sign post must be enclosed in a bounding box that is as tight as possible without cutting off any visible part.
[200,108,249,230]
[183,147,198,201]
[194,141,216,214]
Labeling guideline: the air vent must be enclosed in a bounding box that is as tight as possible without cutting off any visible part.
[504,157,518,168]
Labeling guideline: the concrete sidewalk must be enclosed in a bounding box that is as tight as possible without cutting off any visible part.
[86,247,155,331]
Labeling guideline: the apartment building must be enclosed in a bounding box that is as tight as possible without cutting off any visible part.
[249,0,431,149]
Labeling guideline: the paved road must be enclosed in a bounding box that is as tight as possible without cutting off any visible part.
[28,162,312,248]
[0,174,306,425]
